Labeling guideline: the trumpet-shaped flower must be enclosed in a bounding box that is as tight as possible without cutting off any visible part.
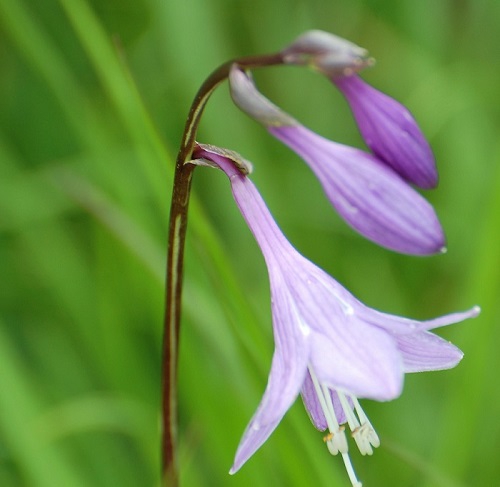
[192,143,479,487]
[229,66,445,255]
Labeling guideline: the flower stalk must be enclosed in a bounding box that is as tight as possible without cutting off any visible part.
[161,51,285,487]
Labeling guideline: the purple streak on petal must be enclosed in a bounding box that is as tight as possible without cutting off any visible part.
[330,390,351,425]
[334,75,438,189]
[396,331,464,373]
[269,124,445,255]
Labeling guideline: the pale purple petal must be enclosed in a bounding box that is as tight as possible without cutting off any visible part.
[308,325,402,401]
[358,305,481,336]
[270,124,445,255]
[334,75,438,189]
[329,390,351,425]
[230,346,307,473]
[301,373,351,429]
[281,259,403,400]
[230,347,306,473]
[396,331,464,373]
[230,274,310,473]
[301,371,328,430]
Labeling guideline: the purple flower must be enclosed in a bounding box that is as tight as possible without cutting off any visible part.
[333,75,438,189]
[192,143,480,487]
[269,124,443,255]
[280,30,438,189]
[229,66,445,255]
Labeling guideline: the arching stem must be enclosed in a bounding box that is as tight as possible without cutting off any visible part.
[161,51,284,487]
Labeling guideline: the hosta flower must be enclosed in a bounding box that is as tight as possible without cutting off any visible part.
[281,30,438,189]
[229,66,445,255]
[192,143,479,487]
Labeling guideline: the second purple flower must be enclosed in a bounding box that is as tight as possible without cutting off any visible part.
[229,66,445,255]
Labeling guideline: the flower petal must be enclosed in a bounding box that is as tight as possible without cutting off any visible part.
[396,331,464,372]
[284,261,404,401]
[359,305,480,336]
[301,371,328,431]
[334,75,438,189]
[301,373,351,430]
[270,124,445,255]
[308,323,403,401]
[230,282,310,473]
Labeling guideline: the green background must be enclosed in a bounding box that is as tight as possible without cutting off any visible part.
[0,0,498,486]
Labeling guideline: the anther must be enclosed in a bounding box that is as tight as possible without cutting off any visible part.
[324,425,348,455]
[337,392,380,456]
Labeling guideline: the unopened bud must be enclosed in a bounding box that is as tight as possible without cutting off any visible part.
[282,30,374,77]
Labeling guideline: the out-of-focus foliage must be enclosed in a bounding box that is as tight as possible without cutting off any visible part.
[0,0,499,486]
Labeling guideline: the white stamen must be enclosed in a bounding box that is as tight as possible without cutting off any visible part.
[309,368,362,487]
[322,385,348,454]
[337,392,360,430]
[309,369,348,453]
[352,396,380,449]
[338,391,380,456]
[341,452,363,487]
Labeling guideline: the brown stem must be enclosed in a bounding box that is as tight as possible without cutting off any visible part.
[161,50,284,487]
[161,159,194,487]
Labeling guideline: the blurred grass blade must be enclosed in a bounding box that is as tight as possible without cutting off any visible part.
[0,323,87,487]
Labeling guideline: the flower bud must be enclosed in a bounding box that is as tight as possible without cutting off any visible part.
[281,30,373,77]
